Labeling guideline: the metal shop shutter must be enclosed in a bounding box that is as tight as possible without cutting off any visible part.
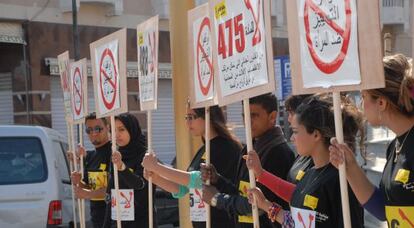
[152,80,176,165]
[226,102,246,143]
[0,73,13,125]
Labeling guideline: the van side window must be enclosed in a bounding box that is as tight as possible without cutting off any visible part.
[52,141,70,184]
[0,137,47,185]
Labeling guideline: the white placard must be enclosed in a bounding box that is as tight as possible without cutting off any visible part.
[297,0,361,88]
[111,189,134,221]
[93,40,121,115]
[189,188,207,222]
[58,51,73,122]
[70,59,87,123]
[291,207,317,228]
[137,15,159,111]
[193,16,214,103]
[212,0,269,97]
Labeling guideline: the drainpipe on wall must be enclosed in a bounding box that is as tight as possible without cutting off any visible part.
[22,21,31,124]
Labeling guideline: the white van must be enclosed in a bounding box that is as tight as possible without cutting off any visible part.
[0,125,82,228]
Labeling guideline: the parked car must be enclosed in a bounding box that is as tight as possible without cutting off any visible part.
[0,125,85,228]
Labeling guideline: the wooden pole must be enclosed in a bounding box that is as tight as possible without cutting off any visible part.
[67,122,78,228]
[242,99,260,228]
[205,107,211,228]
[147,110,154,228]
[70,124,83,228]
[169,1,196,227]
[79,124,86,228]
[333,92,351,228]
[111,116,122,228]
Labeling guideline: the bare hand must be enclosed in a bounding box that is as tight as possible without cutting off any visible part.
[112,151,125,170]
[247,187,269,211]
[202,184,219,204]
[143,169,158,181]
[71,171,82,186]
[243,150,263,177]
[141,153,159,171]
[77,145,86,157]
[66,151,78,163]
[329,137,357,170]
[74,186,90,199]
[200,163,219,184]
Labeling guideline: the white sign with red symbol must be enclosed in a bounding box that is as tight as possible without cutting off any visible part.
[291,207,316,228]
[111,189,134,221]
[57,51,73,122]
[212,0,269,97]
[189,188,206,222]
[297,0,361,88]
[137,15,158,111]
[93,40,121,115]
[69,59,87,122]
[193,16,214,103]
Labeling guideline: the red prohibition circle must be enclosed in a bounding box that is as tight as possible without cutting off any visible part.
[72,67,82,115]
[196,17,214,96]
[304,0,351,74]
[99,48,118,110]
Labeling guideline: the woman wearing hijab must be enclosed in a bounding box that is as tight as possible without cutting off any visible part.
[103,113,157,228]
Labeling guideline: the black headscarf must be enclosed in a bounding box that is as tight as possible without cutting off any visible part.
[115,114,147,166]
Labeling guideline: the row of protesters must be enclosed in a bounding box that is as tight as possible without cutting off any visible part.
[68,53,414,228]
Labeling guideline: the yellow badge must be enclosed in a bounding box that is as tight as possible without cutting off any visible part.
[238,180,253,223]
[385,206,414,227]
[99,163,107,171]
[304,194,319,210]
[214,1,227,19]
[296,170,306,181]
[88,171,108,201]
[395,169,410,184]
[138,32,144,46]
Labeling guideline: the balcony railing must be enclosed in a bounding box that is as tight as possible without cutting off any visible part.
[381,0,411,30]
[59,0,123,16]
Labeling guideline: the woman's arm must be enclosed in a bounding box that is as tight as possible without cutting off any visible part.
[142,153,191,186]
[144,169,189,199]
[257,170,296,203]
[147,170,180,194]
[247,188,286,225]
[329,138,376,204]
[245,151,296,202]
[330,138,386,220]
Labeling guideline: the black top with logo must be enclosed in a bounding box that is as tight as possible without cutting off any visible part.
[380,127,414,226]
[82,142,112,228]
[290,164,364,228]
[286,155,314,184]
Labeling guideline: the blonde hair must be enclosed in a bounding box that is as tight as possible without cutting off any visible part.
[367,54,414,117]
